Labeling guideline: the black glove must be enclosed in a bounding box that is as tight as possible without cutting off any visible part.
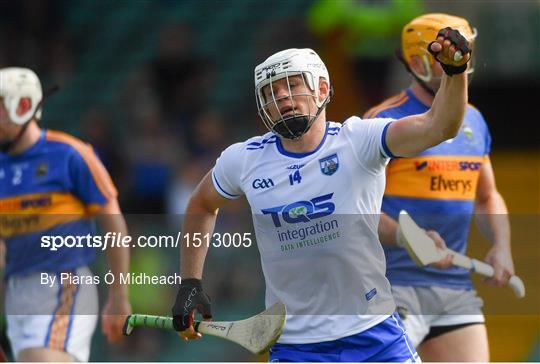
[428,27,471,76]
[172,278,212,331]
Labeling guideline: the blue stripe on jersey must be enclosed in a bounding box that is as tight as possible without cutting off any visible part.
[246,135,278,150]
[211,170,240,198]
[246,141,276,150]
[269,314,418,362]
[247,135,277,146]
[327,126,341,135]
[380,122,396,158]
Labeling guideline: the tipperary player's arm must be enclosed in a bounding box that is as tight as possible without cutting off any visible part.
[64,135,132,343]
[385,28,471,157]
[0,239,5,270]
[96,198,132,343]
[97,199,130,298]
[378,213,454,269]
[474,160,514,286]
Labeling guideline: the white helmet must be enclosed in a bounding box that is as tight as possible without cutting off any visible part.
[254,48,332,139]
[0,67,43,125]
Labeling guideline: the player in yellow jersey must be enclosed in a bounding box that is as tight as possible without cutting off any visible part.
[365,14,516,361]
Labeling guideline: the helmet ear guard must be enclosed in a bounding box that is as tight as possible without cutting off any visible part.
[395,48,436,96]
[0,67,43,125]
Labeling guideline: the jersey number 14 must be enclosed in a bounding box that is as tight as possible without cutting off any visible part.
[289,170,302,185]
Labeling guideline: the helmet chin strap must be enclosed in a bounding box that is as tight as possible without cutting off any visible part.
[395,49,436,97]
[0,121,31,153]
[273,87,333,140]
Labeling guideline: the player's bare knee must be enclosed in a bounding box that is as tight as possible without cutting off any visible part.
[18,347,74,362]
[418,324,488,362]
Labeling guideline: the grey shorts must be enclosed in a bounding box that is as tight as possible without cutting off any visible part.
[391,285,485,347]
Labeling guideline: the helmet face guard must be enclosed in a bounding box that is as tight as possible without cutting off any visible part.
[254,49,331,140]
[256,71,329,140]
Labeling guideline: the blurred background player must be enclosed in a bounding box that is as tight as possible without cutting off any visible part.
[172,27,472,362]
[0,67,131,361]
[365,14,516,361]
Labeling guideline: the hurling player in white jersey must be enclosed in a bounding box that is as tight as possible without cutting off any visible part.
[172,28,472,362]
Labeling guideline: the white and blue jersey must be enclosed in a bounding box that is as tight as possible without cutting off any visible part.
[212,118,399,345]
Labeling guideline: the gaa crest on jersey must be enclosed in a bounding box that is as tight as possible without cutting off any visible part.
[319,154,339,176]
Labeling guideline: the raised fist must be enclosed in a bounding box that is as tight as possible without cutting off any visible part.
[428,27,471,76]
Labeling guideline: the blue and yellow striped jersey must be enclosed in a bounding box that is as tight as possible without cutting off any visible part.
[365,88,491,289]
[0,129,117,277]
